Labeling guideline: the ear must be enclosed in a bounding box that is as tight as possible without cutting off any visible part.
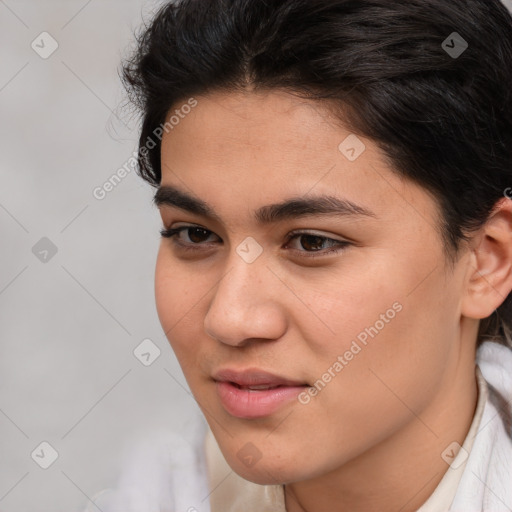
[461,197,512,319]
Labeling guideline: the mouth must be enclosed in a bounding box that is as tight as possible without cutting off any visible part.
[212,368,309,418]
[229,382,288,390]
[212,367,308,388]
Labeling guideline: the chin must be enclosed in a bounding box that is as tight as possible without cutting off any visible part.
[223,449,308,485]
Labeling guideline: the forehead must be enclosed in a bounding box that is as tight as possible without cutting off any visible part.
[162,89,346,159]
[159,89,439,233]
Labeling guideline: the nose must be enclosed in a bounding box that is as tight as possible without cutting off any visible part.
[203,253,287,348]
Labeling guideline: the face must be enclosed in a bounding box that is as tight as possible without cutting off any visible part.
[154,89,471,485]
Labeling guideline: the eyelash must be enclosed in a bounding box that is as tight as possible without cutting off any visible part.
[159,225,351,258]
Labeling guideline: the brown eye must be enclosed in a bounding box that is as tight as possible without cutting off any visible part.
[160,226,217,243]
[285,231,351,258]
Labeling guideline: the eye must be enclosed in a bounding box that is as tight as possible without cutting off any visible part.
[159,225,351,258]
[284,230,351,257]
[159,225,219,251]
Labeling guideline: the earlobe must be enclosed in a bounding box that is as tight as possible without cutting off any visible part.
[461,197,512,320]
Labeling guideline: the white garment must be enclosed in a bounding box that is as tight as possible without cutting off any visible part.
[87,341,512,512]
[449,342,512,511]
[85,417,212,512]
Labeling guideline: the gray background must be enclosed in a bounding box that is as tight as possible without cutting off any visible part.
[0,1,203,511]
[1,1,512,511]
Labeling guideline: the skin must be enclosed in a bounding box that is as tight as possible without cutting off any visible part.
[154,89,512,512]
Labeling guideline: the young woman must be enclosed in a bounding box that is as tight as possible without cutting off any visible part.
[87,0,512,510]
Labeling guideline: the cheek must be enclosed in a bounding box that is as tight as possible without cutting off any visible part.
[296,261,406,361]
[155,248,199,320]
[301,258,456,419]
[154,250,176,330]
[154,250,200,359]
[316,279,455,424]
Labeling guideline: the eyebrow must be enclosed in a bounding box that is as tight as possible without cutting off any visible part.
[153,184,377,224]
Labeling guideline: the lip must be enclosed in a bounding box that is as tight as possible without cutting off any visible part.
[213,368,307,387]
[212,368,308,419]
